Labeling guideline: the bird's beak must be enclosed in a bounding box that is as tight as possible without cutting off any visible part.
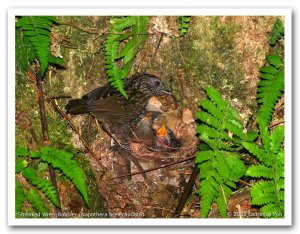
[161,90,173,96]
[156,122,167,137]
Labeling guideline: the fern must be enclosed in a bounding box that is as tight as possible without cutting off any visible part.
[26,188,48,214]
[15,27,35,74]
[270,18,284,45]
[15,182,25,216]
[36,147,90,207]
[195,87,256,217]
[105,16,149,98]
[16,147,28,157]
[16,159,28,173]
[257,54,284,128]
[22,167,60,208]
[243,126,284,218]
[16,16,64,77]
[178,16,191,37]
[15,146,89,213]
[241,18,285,218]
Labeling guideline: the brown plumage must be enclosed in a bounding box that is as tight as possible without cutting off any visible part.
[65,73,172,126]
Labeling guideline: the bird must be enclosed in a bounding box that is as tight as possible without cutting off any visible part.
[155,122,182,151]
[65,73,173,127]
[129,111,182,151]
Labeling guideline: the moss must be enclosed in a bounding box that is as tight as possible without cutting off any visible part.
[16,16,280,217]
[149,16,276,122]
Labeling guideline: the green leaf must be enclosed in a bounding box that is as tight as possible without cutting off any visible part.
[40,146,89,207]
[105,16,148,98]
[31,177,60,208]
[242,142,272,166]
[257,64,284,128]
[195,150,214,164]
[48,54,66,67]
[195,87,253,217]
[30,151,41,158]
[16,16,59,77]
[226,155,246,181]
[270,18,284,45]
[270,126,284,154]
[267,54,282,68]
[178,16,191,37]
[15,182,25,215]
[16,147,28,157]
[260,66,278,74]
[27,188,48,213]
[22,167,37,180]
[246,165,274,179]
[37,162,48,171]
[16,159,28,173]
[261,203,284,218]
[216,194,227,218]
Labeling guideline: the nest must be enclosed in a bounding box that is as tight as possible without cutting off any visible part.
[87,96,198,218]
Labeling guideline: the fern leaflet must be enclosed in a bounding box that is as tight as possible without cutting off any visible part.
[242,126,284,218]
[178,16,191,37]
[105,16,149,98]
[38,147,90,207]
[26,188,48,213]
[22,167,60,208]
[270,18,284,45]
[242,19,285,217]
[15,182,25,216]
[16,16,64,77]
[257,54,284,129]
[195,87,253,217]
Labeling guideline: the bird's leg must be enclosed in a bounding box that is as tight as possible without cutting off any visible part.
[87,114,92,142]
[108,124,148,181]
[99,122,132,152]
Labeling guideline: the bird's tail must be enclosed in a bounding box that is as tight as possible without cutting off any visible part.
[65,99,91,115]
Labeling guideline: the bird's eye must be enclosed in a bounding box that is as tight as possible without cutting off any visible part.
[154,81,161,87]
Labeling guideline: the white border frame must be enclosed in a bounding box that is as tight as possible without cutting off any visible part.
[8,8,292,226]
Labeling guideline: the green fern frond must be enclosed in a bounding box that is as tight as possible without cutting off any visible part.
[15,159,28,173]
[251,192,277,206]
[105,16,149,98]
[257,54,284,128]
[195,151,213,164]
[216,193,228,218]
[246,165,275,179]
[195,87,251,217]
[15,182,25,216]
[16,16,59,76]
[16,147,28,157]
[31,177,60,208]
[225,155,246,182]
[242,142,271,166]
[270,126,284,154]
[22,166,37,180]
[15,28,35,73]
[26,188,48,213]
[48,54,65,67]
[178,16,191,37]
[243,23,285,217]
[112,16,137,32]
[199,176,218,217]
[39,147,90,207]
[261,203,284,218]
[270,18,284,45]
[22,166,60,208]
[251,181,276,195]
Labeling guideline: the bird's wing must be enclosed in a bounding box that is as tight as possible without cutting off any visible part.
[88,96,129,115]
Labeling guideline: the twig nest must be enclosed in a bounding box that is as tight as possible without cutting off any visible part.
[181,108,195,124]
